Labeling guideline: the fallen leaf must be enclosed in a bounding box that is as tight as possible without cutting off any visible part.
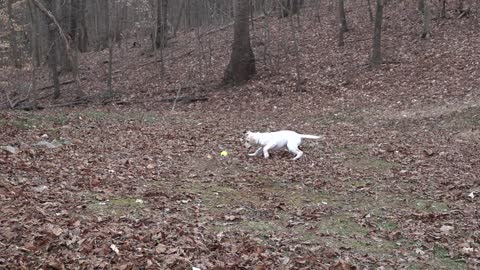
[0,145,19,154]
[35,141,57,149]
[146,164,155,169]
[32,185,48,193]
[155,244,168,254]
[110,244,120,255]
[330,259,357,270]
[440,225,454,235]
[224,215,240,221]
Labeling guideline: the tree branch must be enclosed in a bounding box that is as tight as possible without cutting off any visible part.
[31,0,85,99]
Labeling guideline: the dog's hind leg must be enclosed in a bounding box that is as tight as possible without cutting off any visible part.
[248,147,263,157]
[287,143,303,160]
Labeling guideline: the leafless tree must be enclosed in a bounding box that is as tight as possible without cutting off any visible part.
[418,0,431,39]
[370,0,384,66]
[33,0,85,99]
[155,0,169,49]
[338,0,348,46]
[223,0,256,85]
[71,0,88,52]
[7,0,22,68]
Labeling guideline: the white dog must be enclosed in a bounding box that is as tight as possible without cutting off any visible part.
[245,130,321,160]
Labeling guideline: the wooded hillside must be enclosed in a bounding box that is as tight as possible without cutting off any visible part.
[0,0,479,269]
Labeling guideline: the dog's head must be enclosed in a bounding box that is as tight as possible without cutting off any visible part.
[244,131,255,148]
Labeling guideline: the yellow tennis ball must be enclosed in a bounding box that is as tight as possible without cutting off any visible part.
[220,151,228,157]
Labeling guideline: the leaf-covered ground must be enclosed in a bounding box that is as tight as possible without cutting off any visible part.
[1,2,479,269]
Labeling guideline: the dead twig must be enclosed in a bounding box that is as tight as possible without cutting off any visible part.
[45,98,89,108]
[171,84,183,111]
[3,90,14,109]
[138,49,194,67]
[38,78,87,91]
[110,95,208,106]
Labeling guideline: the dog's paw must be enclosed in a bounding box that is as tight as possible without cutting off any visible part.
[247,153,257,157]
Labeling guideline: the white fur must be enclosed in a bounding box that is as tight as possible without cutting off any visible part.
[245,130,321,160]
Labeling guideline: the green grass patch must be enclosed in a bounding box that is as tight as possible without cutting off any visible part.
[87,197,146,216]
[334,145,397,172]
[319,111,365,125]
[185,182,245,206]
[345,157,396,171]
[317,214,369,236]
[449,106,480,127]
[413,199,449,213]
[85,110,107,121]
[6,113,70,130]
[379,220,398,231]
[433,245,467,270]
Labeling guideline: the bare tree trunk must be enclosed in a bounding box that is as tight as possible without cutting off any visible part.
[223,0,256,85]
[155,0,169,49]
[71,0,88,52]
[440,0,446,18]
[366,0,374,22]
[418,0,431,39]
[7,0,22,68]
[78,0,88,52]
[338,0,347,46]
[44,0,61,99]
[27,0,38,109]
[288,1,303,91]
[262,2,274,73]
[370,0,384,66]
[173,0,186,37]
[32,3,41,66]
[55,0,72,72]
[107,0,114,97]
[96,0,109,50]
[185,0,191,29]
[33,0,85,99]
[280,0,302,18]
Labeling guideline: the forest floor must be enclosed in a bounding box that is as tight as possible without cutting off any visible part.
[1,2,479,269]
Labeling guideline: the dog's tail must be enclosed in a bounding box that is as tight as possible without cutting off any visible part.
[300,134,322,140]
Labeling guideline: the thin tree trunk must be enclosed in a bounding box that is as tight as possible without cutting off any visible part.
[288,0,303,91]
[263,2,274,73]
[159,0,165,78]
[366,0,374,22]
[107,1,114,96]
[419,0,431,39]
[27,0,38,109]
[33,0,85,99]
[155,0,168,49]
[370,0,384,66]
[94,0,100,47]
[44,0,61,99]
[173,0,186,37]
[96,0,109,50]
[223,0,256,85]
[78,0,88,52]
[440,0,446,18]
[70,0,88,52]
[33,5,41,66]
[56,0,71,71]
[338,0,347,46]
[7,0,22,68]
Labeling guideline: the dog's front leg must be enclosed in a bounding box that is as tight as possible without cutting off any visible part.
[263,144,274,159]
[248,147,263,157]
